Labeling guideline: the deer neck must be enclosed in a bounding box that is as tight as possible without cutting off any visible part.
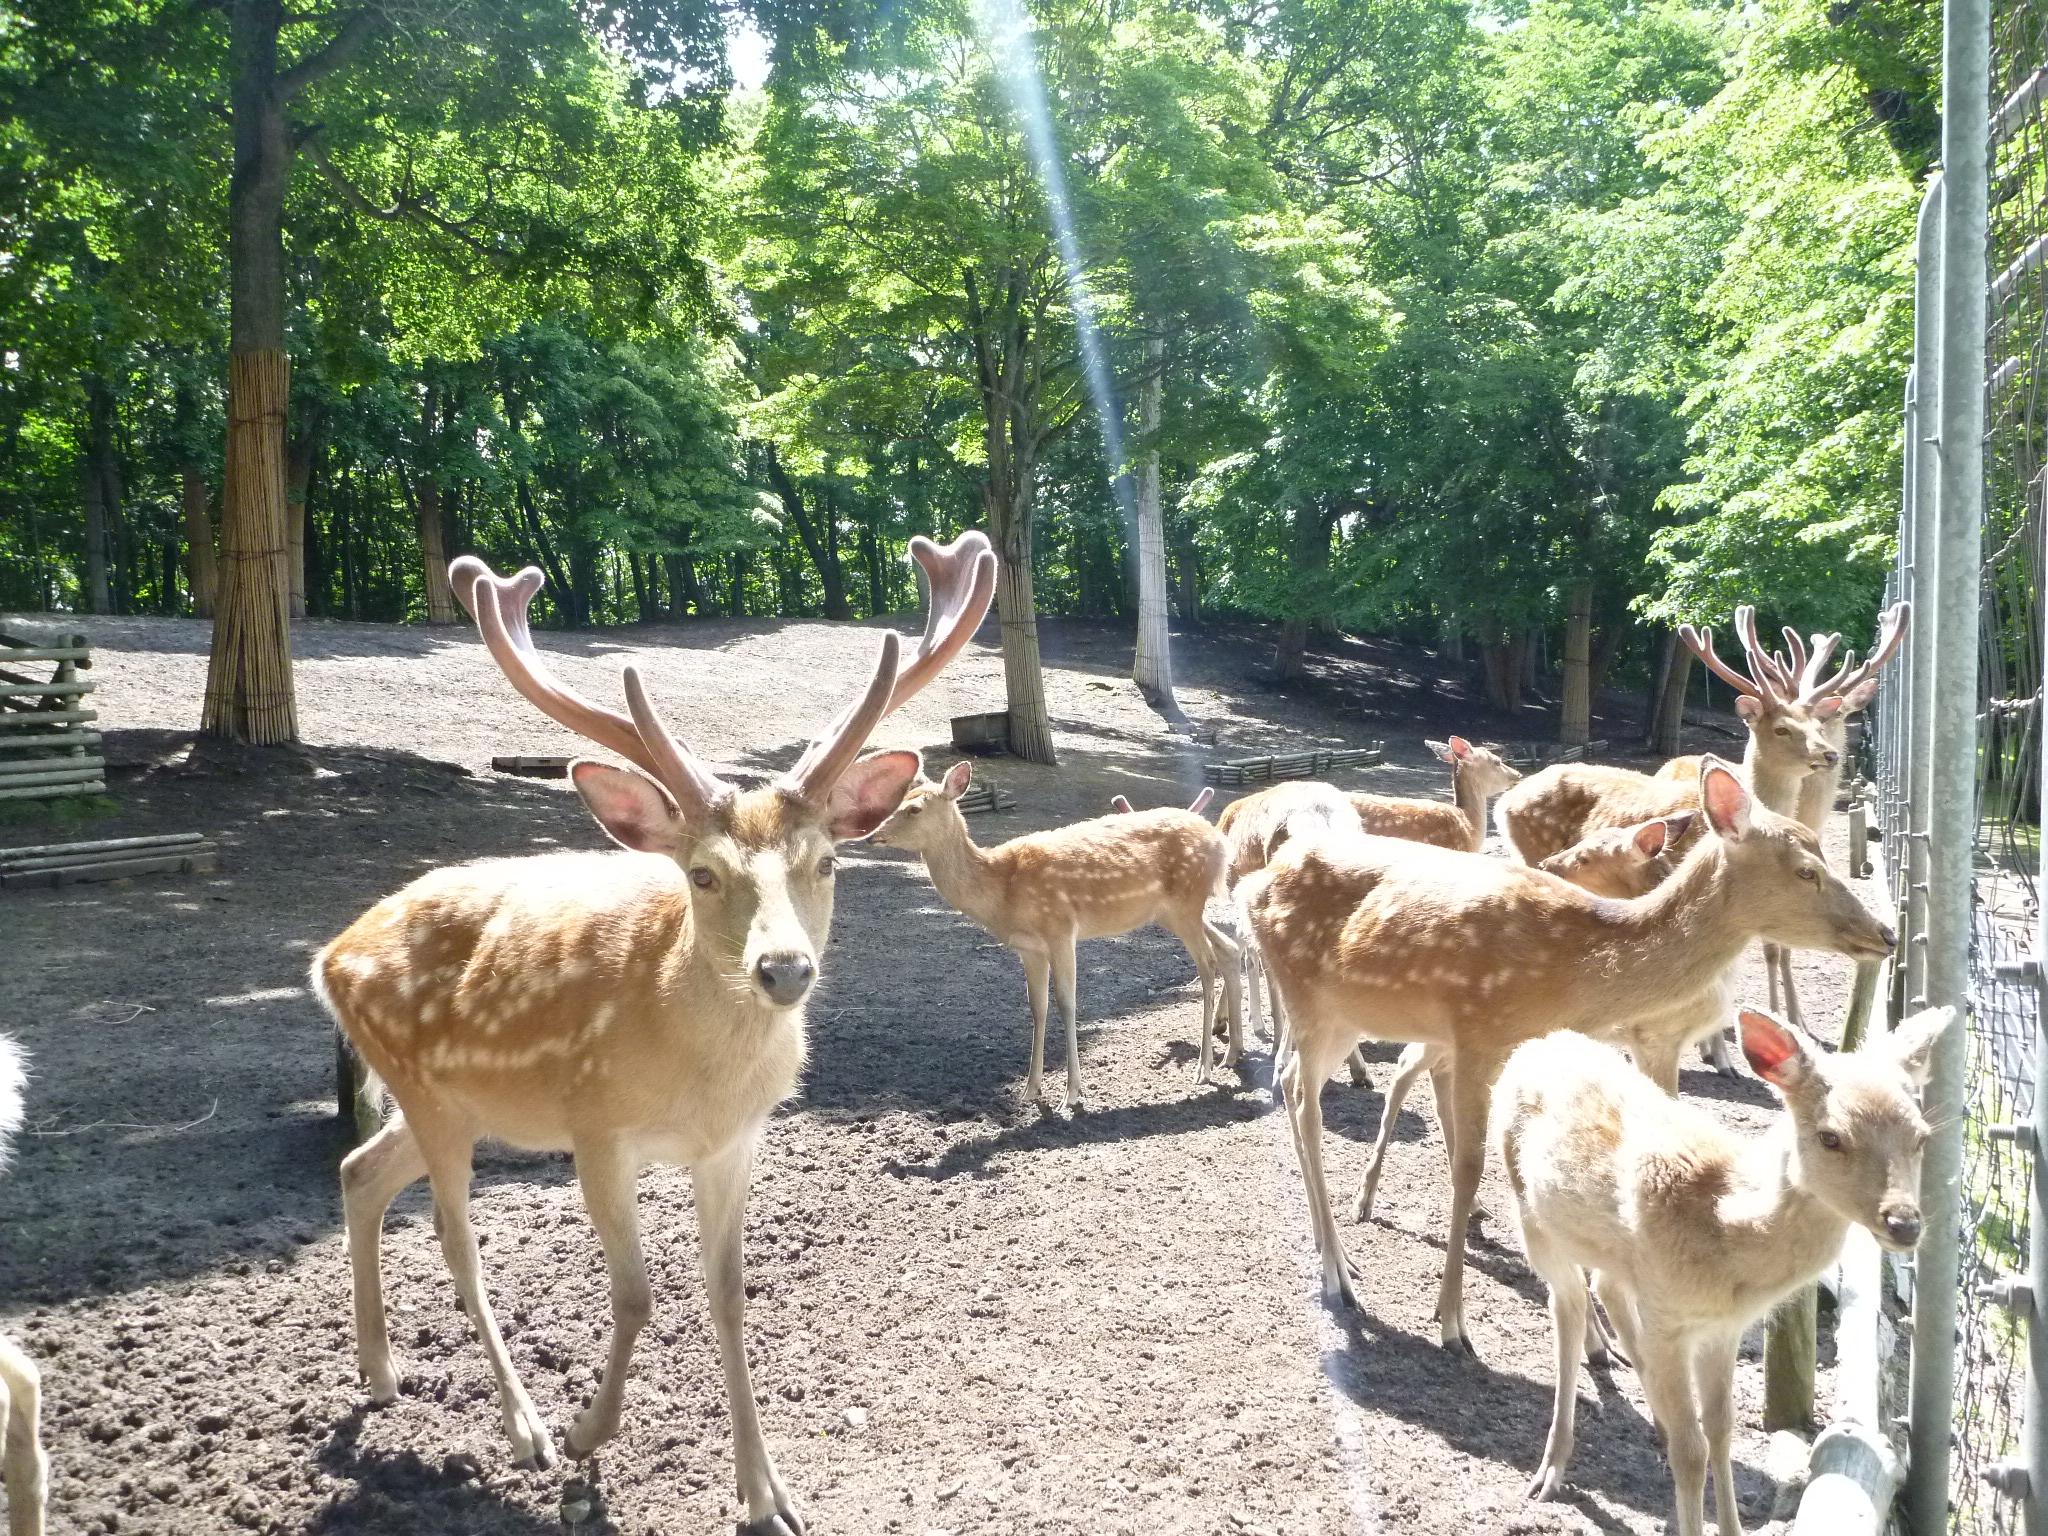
[1556,844,1751,1024]
[1451,765,1489,851]
[915,814,1006,932]
[1741,734,1806,813]
[1715,1124,1852,1312]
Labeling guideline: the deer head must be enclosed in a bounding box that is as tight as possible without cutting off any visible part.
[1738,1004,1954,1251]
[449,533,996,1009]
[1429,735,1521,798]
[1680,609,1844,783]
[1772,603,1912,720]
[1536,813,1693,899]
[870,759,975,853]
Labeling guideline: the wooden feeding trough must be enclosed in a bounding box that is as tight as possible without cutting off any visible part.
[491,755,571,778]
[0,629,103,801]
[1201,743,1384,787]
[950,710,1010,753]
[0,832,219,889]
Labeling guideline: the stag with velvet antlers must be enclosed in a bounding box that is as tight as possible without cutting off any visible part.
[313,533,995,1535]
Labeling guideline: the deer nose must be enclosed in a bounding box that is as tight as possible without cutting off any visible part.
[754,952,816,1006]
[1878,924,1898,951]
[1880,1206,1922,1248]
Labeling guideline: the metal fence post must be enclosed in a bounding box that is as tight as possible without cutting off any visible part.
[1906,0,1990,1524]
[1907,179,1945,1019]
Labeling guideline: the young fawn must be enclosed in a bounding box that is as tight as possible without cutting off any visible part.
[1351,812,1694,1225]
[1349,736,1521,851]
[0,1036,45,1536]
[1109,787,1214,816]
[314,533,994,1534]
[1241,760,1895,1349]
[1496,1005,1952,1536]
[872,761,1239,1106]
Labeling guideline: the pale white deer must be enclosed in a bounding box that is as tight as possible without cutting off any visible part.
[1241,760,1895,1350]
[1351,811,1694,1226]
[1495,1005,1951,1536]
[871,761,1238,1105]
[1109,786,1215,816]
[313,533,995,1535]
[0,1035,45,1536]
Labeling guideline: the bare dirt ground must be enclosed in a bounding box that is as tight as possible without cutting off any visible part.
[0,606,1875,1535]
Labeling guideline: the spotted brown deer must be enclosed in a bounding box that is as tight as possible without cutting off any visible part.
[1109,787,1215,816]
[1240,761,1895,1350]
[313,533,995,1535]
[873,762,1239,1104]
[0,1035,44,1536]
[1349,736,1521,851]
[1496,1005,1951,1536]
[1350,812,1695,1225]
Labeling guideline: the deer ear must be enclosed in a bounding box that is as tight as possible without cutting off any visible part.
[1883,1004,1959,1090]
[1632,818,1672,858]
[1813,696,1846,720]
[1661,810,1696,847]
[942,760,974,799]
[1110,794,1134,813]
[825,750,922,842]
[1448,735,1473,760]
[1427,739,1453,763]
[571,762,685,854]
[1734,694,1764,722]
[1700,760,1752,841]
[1843,679,1880,713]
[1740,1008,1817,1093]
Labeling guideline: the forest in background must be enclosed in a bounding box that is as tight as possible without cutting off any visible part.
[0,0,1937,759]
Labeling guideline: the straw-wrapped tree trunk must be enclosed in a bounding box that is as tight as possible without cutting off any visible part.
[202,0,378,741]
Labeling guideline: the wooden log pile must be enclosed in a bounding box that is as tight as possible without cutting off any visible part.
[1202,744,1385,786]
[0,629,103,801]
[0,832,220,889]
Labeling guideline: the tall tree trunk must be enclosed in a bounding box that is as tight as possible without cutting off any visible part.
[628,551,649,620]
[967,268,1056,765]
[765,449,852,619]
[1273,506,1335,682]
[1170,529,1200,621]
[284,406,320,621]
[1481,633,1526,712]
[1651,634,1694,758]
[1439,616,1465,666]
[182,469,216,617]
[861,516,886,616]
[664,552,698,619]
[729,552,746,617]
[1131,338,1176,711]
[1559,579,1594,746]
[416,385,456,624]
[203,0,297,742]
[81,376,117,614]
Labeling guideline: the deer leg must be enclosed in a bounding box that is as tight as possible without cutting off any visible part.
[1021,949,1051,1104]
[1631,1032,1684,1098]
[1284,1030,1365,1308]
[1702,1028,1741,1077]
[1775,948,1805,1030]
[1524,1244,1586,1501]
[340,1114,428,1404]
[1636,1325,1708,1536]
[1243,941,1268,1040]
[1354,1043,1432,1223]
[565,1139,652,1458]
[1172,917,1220,1084]
[1433,1056,1493,1355]
[1764,941,1783,1014]
[421,1134,553,1470]
[695,1137,804,1536]
[1592,1273,1642,1366]
[0,1334,45,1536]
[1695,1332,1746,1536]
[1203,919,1244,1069]
[1050,937,1084,1111]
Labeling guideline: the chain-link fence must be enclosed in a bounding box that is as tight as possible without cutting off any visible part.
[1863,5,2044,1527]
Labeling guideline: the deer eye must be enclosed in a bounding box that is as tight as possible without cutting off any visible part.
[906,803,922,815]
[1818,1129,1844,1152]
[1774,725,1790,736]
[815,855,837,878]
[690,867,718,891]
[1798,865,1818,882]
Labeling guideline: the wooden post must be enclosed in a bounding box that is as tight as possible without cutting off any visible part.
[1765,1286,1819,1432]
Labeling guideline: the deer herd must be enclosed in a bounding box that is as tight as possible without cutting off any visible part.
[0,536,1942,1536]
